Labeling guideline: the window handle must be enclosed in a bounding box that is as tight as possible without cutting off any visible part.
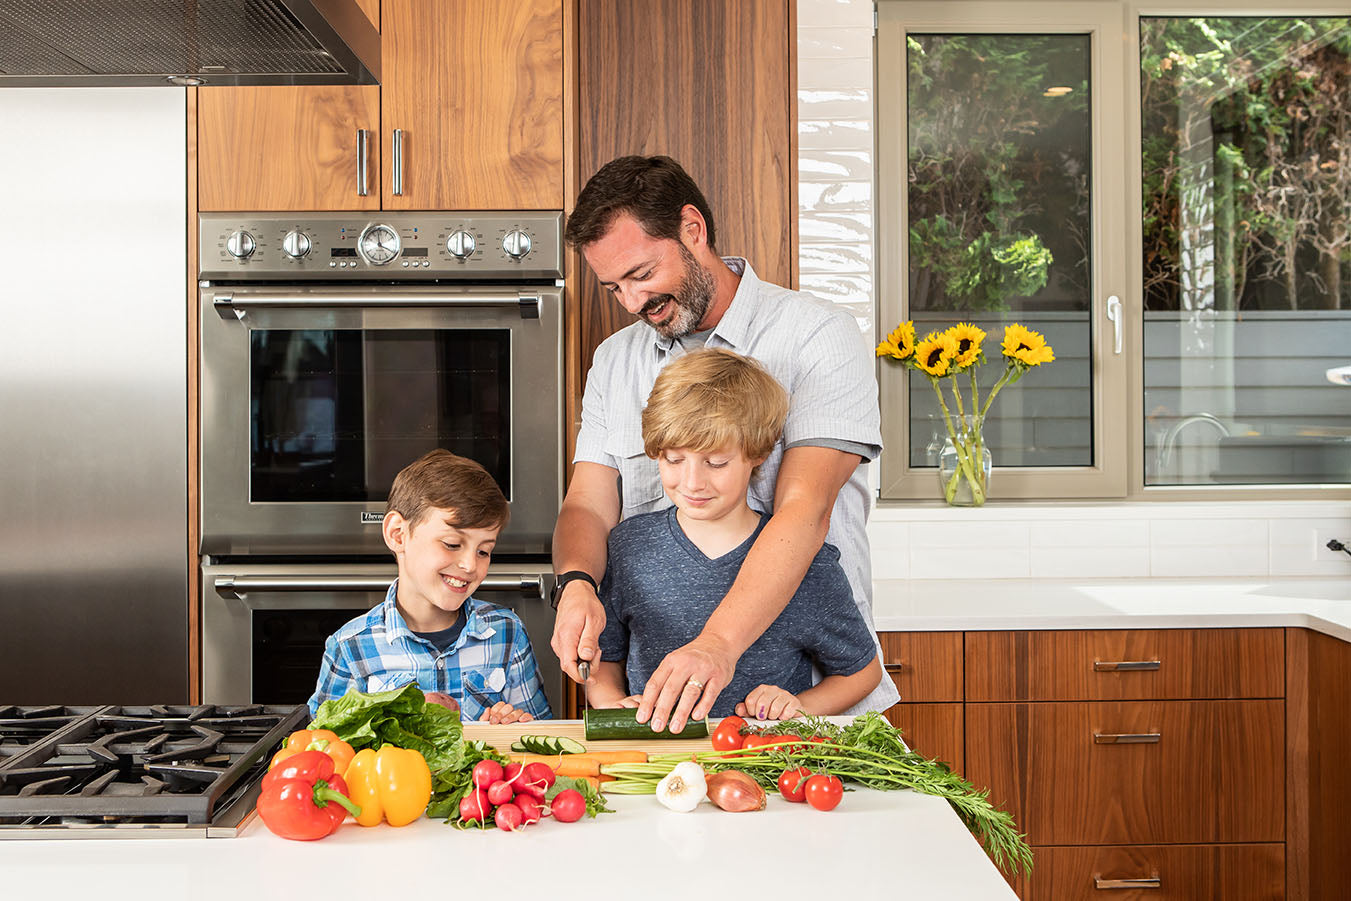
[1106,295,1122,354]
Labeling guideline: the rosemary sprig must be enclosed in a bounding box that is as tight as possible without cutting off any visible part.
[604,712,1032,876]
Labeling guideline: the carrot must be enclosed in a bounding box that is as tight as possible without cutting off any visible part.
[576,775,616,792]
[510,750,648,773]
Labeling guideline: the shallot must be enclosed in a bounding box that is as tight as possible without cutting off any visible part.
[705,769,766,812]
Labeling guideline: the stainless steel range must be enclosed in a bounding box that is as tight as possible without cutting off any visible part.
[0,704,307,839]
[198,212,565,714]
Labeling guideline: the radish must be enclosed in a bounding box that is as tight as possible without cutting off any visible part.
[519,761,555,798]
[550,788,586,823]
[503,762,523,783]
[486,779,515,806]
[494,802,524,832]
[459,789,491,823]
[515,794,543,824]
[472,759,504,790]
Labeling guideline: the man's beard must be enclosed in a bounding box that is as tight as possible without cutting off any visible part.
[638,245,716,339]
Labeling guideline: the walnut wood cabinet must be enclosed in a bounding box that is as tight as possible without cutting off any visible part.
[879,631,963,771]
[197,0,564,211]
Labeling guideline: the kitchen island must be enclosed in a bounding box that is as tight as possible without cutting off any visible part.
[0,787,1018,899]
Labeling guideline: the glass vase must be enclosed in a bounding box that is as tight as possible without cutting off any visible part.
[938,415,992,506]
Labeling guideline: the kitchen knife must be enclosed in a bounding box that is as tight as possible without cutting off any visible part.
[578,660,591,723]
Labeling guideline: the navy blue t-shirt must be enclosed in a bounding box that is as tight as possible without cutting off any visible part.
[597,508,877,716]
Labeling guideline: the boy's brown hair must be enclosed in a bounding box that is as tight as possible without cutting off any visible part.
[386,449,510,531]
[642,348,788,463]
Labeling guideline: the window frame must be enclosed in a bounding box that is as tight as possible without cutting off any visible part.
[874,0,1351,502]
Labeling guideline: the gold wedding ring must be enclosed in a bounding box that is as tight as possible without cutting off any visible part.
[686,678,704,691]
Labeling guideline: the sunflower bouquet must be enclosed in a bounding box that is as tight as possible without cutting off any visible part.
[876,321,1055,505]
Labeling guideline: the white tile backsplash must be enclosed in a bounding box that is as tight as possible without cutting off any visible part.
[910,545,1031,580]
[1150,544,1271,578]
[1150,518,1270,547]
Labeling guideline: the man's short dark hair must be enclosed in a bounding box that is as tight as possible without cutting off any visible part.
[565,155,717,251]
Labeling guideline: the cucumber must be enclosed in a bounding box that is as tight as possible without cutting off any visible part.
[583,708,709,741]
[509,734,588,755]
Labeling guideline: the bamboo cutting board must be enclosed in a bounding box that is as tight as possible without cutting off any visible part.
[462,718,716,755]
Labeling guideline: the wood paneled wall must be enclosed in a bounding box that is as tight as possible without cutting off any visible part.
[571,0,796,439]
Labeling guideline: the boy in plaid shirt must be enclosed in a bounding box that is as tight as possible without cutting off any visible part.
[308,450,551,723]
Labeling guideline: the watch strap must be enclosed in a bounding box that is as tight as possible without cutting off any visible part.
[550,570,598,610]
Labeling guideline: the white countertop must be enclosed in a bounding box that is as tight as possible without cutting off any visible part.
[873,576,1351,640]
[0,788,1017,899]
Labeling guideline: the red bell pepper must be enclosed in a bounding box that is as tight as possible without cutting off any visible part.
[257,749,363,841]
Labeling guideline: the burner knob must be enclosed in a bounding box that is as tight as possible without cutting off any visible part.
[281,230,312,259]
[225,230,256,259]
[446,230,476,259]
[502,229,532,260]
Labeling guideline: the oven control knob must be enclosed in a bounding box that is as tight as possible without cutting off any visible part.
[359,223,401,265]
[281,230,312,259]
[502,229,532,260]
[446,230,476,259]
[225,230,256,260]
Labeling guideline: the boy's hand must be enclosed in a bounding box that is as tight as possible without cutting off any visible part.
[424,691,460,713]
[735,685,804,721]
[480,701,534,725]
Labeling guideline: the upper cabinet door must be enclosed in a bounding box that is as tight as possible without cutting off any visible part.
[198,86,381,212]
[382,0,564,210]
[197,0,381,212]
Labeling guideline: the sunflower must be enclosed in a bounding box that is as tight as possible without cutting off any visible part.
[1001,324,1056,367]
[875,320,917,361]
[945,322,986,370]
[913,331,959,378]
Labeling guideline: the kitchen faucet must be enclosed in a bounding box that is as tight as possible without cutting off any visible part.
[1156,412,1232,475]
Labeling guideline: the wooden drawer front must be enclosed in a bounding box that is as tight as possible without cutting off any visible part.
[965,629,1283,701]
[1028,844,1284,900]
[884,703,964,772]
[966,700,1283,845]
[879,631,963,701]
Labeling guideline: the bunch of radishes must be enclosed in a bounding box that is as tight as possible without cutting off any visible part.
[458,759,588,831]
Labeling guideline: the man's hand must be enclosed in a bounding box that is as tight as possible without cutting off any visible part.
[550,582,606,683]
[636,633,738,733]
[734,684,804,721]
[479,701,534,725]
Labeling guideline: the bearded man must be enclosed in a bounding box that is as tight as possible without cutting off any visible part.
[550,155,898,732]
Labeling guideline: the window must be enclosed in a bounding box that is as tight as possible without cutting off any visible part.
[876,1,1351,498]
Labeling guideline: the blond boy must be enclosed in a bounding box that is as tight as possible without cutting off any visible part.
[589,349,883,718]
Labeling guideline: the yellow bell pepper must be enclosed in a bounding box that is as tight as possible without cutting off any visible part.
[342,745,432,827]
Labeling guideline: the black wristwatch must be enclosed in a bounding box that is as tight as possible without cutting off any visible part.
[550,570,598,610]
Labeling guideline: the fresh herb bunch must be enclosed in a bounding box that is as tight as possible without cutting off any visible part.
[605,712,1032,877]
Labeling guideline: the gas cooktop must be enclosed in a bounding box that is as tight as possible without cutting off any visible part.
[0,704,307,839]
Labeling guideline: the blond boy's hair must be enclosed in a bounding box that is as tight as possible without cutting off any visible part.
[642,348,788,462]
[386,449,510,531]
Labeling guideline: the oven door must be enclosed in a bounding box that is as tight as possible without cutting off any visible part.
[199,284,562,556]
[201,560,561,716]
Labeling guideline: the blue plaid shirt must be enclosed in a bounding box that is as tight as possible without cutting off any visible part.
[307,580,552,721]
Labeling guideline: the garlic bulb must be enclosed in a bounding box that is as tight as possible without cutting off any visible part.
[656,761,707,812]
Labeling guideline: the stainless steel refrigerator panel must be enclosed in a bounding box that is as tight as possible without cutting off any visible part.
[0,88,188,704]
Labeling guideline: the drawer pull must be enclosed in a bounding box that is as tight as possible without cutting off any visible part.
[883,662,904,674]
[1093,732,1161,744]
[1095,876,1160,890]
[1094,660,1160,672]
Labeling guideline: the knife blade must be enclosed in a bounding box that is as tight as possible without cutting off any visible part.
[578,660,591,724]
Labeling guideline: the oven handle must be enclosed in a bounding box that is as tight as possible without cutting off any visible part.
[214,294,541,312]
[215,575,545,601]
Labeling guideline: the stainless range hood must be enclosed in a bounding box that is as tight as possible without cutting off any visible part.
[0,0,379,87]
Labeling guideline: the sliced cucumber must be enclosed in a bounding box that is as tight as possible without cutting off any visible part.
[509,734,588,755]
[583,708,709,740]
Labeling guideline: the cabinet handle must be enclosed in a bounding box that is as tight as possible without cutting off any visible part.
[1095,876,1161,890]
[1093,732,1161,744]
[356,128,369,196]
[883,662,904,674]
[392,128,404,195]
[1093,660,1160,672]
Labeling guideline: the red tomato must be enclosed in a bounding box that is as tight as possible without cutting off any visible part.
[804,774,843,811]
[777,767,812,803]
[712,717,747,751]
[807,735,828,744]
[741,733,774,750]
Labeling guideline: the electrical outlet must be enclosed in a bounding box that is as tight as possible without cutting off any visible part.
[1314,528,1351,562]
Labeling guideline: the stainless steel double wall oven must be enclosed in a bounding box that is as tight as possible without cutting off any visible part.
[199,212,563,714]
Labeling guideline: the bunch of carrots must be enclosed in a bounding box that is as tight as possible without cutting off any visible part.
[508,749,647,792]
